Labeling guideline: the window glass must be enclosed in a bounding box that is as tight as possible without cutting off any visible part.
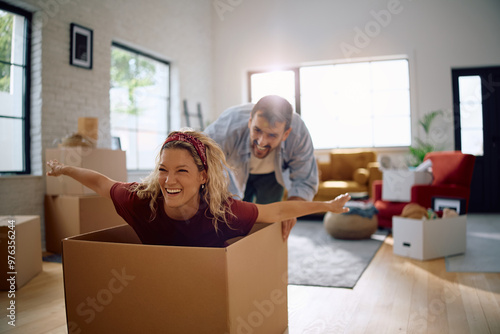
[0,118,23,171]
[250,70,295,107]
[458,75,483,156]
[110,44,170,170]
[0,7,29,173]
[249,58,411,149]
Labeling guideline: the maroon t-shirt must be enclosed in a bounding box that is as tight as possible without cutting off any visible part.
[110,182,258,247]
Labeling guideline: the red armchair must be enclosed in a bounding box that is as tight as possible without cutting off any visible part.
[373,151,476,229]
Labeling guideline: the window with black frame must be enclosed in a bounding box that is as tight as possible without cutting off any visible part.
[0,4,31,174]
[110,42,170,171]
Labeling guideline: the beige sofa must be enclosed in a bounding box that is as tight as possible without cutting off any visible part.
[314,150,382,201]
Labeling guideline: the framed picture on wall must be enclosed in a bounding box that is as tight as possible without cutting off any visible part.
[70,23,93,69]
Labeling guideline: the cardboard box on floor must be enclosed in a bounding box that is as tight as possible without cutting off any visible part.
[46,147,127,195]
[0,216,42,290]
[382,170,433,202]
[62,222,288,334]
[45,195,126,254]
[393,215,466,260]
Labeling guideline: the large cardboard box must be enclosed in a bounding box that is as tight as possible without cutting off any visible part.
[382,169,433,202]
[62,223,288,334]
[46,147,127,195]
[393,215,466,260]
[0,216,42,290]
[45,195,126,254]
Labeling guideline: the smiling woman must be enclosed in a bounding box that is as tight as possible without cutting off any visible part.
[46,129,351,247]
[157,148,207,220]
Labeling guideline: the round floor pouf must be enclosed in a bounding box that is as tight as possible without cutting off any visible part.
[323,212,378,240]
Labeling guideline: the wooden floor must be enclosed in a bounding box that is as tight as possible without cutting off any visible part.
[1,236,499,333]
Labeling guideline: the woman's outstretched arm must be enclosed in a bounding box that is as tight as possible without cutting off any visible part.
[46,160,117,198]
[255,193,351,240]
[255,193,351,223]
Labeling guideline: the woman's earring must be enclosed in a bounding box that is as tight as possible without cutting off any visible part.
[201,184,205,189]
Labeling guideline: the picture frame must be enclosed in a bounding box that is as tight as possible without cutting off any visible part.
[70,23,93,69]
[432,197,466,215]
[111,137,121,150]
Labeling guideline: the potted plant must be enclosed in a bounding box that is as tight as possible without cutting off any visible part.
[408,110,443,166]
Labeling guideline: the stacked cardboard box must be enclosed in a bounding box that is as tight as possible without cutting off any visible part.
[45,194,127,253]
[46,147,127,195]
[0,216,42,290]
[45,147,127,253]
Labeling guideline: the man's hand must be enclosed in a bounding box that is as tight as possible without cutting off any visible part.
[281,217,296,241]
[280,196,304,241]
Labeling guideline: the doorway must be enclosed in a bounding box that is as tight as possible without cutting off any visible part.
[452,66,500,213]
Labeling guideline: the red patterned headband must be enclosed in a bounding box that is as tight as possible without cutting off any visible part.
[163,133,208,171]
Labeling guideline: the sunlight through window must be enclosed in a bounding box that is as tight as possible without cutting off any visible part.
[250,70,295,107]
[458,75,483,156]
[249,58,411,149]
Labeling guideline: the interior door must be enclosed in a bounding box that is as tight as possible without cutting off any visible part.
[452,66,500,213]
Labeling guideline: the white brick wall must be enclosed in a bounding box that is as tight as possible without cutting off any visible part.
[0,176,45,247]
[0,0,213,249]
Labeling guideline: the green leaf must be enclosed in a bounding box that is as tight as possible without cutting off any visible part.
[0,12,13,92]
[110,47,156,115]
[419,110,443,134]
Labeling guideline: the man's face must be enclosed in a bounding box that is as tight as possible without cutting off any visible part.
[248,111,291,159]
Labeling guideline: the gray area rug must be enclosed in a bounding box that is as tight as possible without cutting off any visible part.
[43,253,62,263]
[445,214,500,273]
[288,219,388,288]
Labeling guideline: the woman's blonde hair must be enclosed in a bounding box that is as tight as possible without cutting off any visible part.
[132,129,235,231]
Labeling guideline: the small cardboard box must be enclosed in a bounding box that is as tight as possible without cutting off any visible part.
[393,215,466,260]
[46,147,127,195]
[62,222,288,334]
[0,216,42,290]
[382,169,433,202]
[45,195,126,254]
[78,117,98,141]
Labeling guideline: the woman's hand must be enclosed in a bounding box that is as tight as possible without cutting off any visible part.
[46,160,66,177]
[45,159,115,198]
[326,193,351,213]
